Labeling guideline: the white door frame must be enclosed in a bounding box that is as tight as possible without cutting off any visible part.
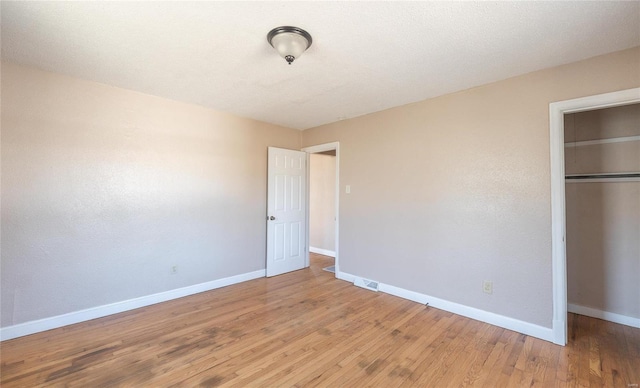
[549,87,640,345]
[302,142,340,274]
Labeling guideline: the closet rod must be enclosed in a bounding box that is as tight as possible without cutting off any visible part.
[565,173,640,180]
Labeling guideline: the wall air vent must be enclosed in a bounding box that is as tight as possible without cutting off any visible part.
[354,277,379,292]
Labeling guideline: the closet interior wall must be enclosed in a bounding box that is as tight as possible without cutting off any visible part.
[564,104,640,325]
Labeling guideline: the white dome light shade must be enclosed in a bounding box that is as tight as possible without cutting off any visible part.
[267,26,312,65]
[270,32,308,62]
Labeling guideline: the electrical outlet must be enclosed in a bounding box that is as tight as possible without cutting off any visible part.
[483,280,493,294]
[171,265,178,275]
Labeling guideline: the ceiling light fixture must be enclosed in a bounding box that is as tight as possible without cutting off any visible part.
[267,26,312,65]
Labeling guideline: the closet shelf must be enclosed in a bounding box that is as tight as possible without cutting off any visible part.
[564,135,640,148]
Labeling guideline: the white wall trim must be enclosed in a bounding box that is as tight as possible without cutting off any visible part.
[549,87,640,346]
[309,246,336,257]
[568,303,640,329]
[302,142,340,154]
[336,270,355,283]
[337,271,553,342]
[564,135,640,147]
[0,269,266,341]
[303,142,340,276]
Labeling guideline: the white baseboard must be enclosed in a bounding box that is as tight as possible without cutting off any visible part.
[337,271,554,343]
[568,303,640,328]
[336,270,355,283]
[309,247,336,257]
[0,269,266,341]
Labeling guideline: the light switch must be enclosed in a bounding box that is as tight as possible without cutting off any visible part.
[345,185,351,194]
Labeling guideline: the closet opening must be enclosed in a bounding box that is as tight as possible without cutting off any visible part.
[549,88,639,345]
[563,105,640,330]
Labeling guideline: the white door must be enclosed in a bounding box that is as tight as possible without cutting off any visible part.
[266,147,307,277]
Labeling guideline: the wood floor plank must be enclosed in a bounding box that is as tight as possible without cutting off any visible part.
[2,253,639,387]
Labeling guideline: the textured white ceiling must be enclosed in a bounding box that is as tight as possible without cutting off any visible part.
[2,1,639,130]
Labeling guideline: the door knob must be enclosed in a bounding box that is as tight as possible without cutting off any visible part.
[269,216,276,220]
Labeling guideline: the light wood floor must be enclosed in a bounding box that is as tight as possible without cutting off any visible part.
[1,253,639,387]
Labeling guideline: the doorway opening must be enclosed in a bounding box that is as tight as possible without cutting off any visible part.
[549,88,639,345]
[303,142,340,277]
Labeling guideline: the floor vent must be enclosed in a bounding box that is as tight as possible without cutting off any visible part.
[354,277,379,292]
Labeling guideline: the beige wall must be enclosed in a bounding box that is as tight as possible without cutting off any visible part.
[2,47,639,332]
[565,105,640,319]
[301,47,640,328]
[0,63,300,327]
[309,153,336,252]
